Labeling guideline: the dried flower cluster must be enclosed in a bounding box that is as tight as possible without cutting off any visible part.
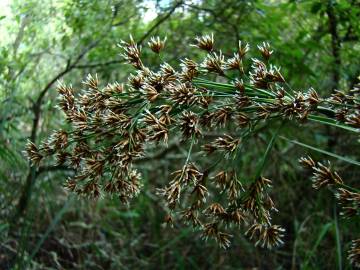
[300,156,360,267]
[26,34,359,260]
[299,156,343,189]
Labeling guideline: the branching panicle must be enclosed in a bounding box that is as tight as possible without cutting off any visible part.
[26,35,359,261]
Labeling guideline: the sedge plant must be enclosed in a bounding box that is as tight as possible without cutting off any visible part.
[25,34,360,267]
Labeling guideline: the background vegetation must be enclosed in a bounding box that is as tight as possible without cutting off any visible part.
[0,0,359,269]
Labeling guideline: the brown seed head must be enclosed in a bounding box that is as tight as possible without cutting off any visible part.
[25,141,43,166]
[311,161,343,189]
[238,40,250,58]
[299,156,316,169]
[201,51,225,75]
[119,35,143,70]
[179,111,202,139]
[225,53,243,72]
[257,42,273,60]
[192,33,214,52]
[348,239,360,268]
[148,36,166,54]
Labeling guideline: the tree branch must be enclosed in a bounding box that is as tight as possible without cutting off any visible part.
[137,1,183,44]
[73,59,125,69]
[36,165,74,177]
[74,1,184,70]
[15,7,120,221]
[326,0,341,91]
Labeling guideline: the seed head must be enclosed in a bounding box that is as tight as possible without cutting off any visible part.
[335,188,360,218]
[25,141,43,166]
[238,41,250,58]
[83,74,99,90]
[312,161,343,189]
[119,35,143,70]
[212,171,228,190]
[201,51,225,75]
[246,223,285,249]
[349,239,360,268]
[181,207,201,227]
[179,111,201,139]
[148,36,166,54]
[169,83,197,106]
[225,53,243,72]
[257,42,273,60]
[128,73,144,89]
[192,33,214,52]
[205,203,225,216]
[345,112,360,128]
[234,79,245,93]
[299,156,316,169]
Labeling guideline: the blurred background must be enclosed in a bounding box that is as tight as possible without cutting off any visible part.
[0,0,360,269]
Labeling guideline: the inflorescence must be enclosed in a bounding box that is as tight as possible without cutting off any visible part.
[26,34,359,265]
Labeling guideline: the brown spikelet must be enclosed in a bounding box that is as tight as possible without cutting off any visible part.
[335,188,360,218]
[205,203,225,216]
[349,239,360,268]
[201,52,225,75]
[179,111,202,139]
[148,36,166,54]
[246,223,285,249]
[345,112,360,128]
[312,162,343,189]
[25,141,43,166]
[163,214,174,227]
[119,35,143,70]
[299,156,316,169]
[181,207,201,227]
[192,34,214,52]
[238,40,250,58]
[257,42,273,60]
[225,53,243,72]
[83,74,99,90]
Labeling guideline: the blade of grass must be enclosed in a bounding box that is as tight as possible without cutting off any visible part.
[334,205,342,270]
[15,168,37,269]
[28,196,74,262]
[308,115,359,133]
[148,228,192,260]
[193,79,235,90]
[0,144,26,169]
[193,79,275,97]
[254,123,282,179]
[303,222,333,269]
[280,136,360,166]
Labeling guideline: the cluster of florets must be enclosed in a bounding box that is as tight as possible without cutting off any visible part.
[329,86,360,128]
[299,156,360,267]
[26,34,359,263]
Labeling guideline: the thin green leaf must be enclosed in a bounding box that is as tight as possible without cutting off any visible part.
[303,222,333,269]
[193,79,275,97]
[148,228,192,260]
[254,123,282,179]
[280,136,360,166]
[308,115,359,133]
[334,206,342,270]
[28,196,74,261]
